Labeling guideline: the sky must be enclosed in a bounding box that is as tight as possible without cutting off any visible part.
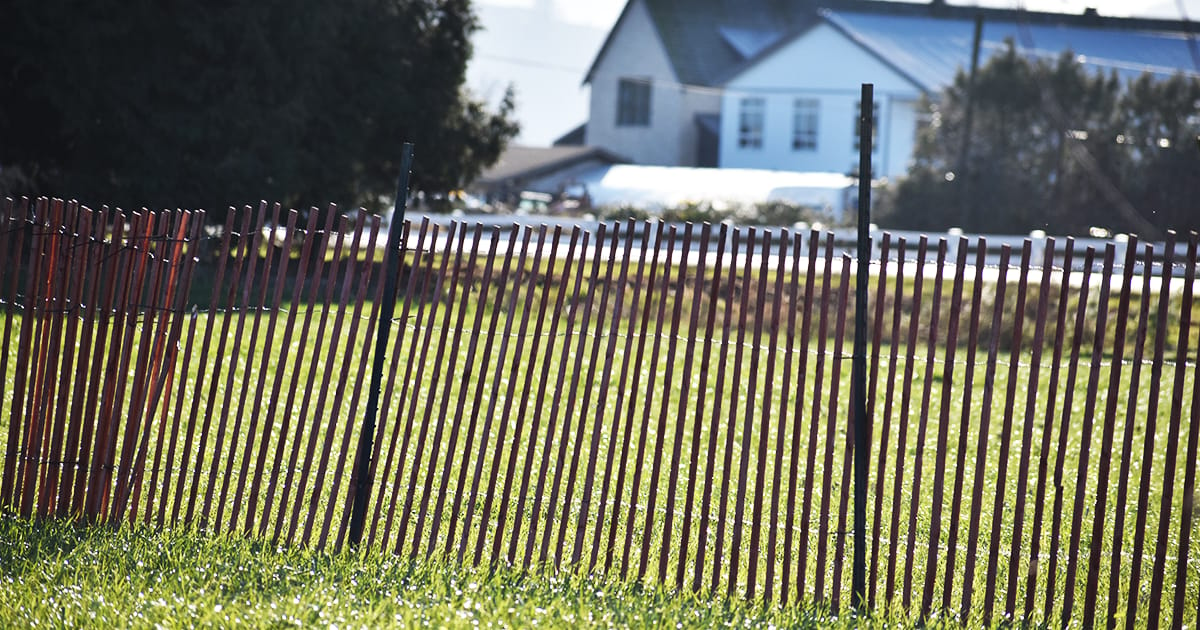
[467,0,1200,146]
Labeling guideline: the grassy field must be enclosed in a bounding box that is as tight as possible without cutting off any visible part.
[2,230,1199,627]
[0,513,889,628]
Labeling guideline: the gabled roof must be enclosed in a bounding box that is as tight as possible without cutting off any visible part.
[587,0,1200,91]
[585,0,821,87]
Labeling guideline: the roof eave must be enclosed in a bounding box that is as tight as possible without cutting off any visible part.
[582,0,638,86]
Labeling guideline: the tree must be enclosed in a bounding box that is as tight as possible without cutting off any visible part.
[0,0,519,219]
[880,41,1200,237]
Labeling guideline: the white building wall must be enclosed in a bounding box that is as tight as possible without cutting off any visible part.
[719,23,924,178]
[585,0,719,166]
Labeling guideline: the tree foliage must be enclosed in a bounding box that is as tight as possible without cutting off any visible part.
[880,42,1200,237]
[0,0,519,219]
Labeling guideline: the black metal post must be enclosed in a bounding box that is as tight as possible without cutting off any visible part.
[348,142,415,548]
[852,84,873,610]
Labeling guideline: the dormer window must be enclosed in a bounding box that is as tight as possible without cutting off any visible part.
[617,78,651,126]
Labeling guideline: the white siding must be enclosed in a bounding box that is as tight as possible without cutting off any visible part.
[586,0,719,166]
[719,23,924,178]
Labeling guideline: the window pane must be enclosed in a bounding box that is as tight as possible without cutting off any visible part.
[792,98,819,151]
[739,97,765,149]
[617,78,651,126]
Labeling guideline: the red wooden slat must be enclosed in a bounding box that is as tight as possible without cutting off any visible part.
[391,220,468,552]
[1147,235,1198,627]
[599,221,660,573]
[664,223,714,588]
[39,205,93,514]
[1061,245,1116,625]
[565,222,624,567]
[982,241,1034,624]
[1081,238,1140,626]
[1024,238,1075,618]
[870,235,905,608]
[885,236,929,604]
[490,225,556,563]
[902,239,947,611]
[638,224,694,581]
[297,211,372,546]
[228,209,300,530]
[20,199,67,517]
[281,210,365,544]
[513,227,581,566]
[174,208,241,525]
[8,199,49,508]
[536,225,599,566]
[245,210,321,533]
[1044,247,1098,622]
[591,221,652,572]
[1171,234,1200,629]
[1003,237,1060,619]
[0,198,30,506]
[74,210,128,517]
[941,239,988,611]
[417,224,487,556]
[826,254,854,612]
[796,231,831,600]
[620,223,680,578]
[430,225,505,557]
[1104,242,1154,625]
[465,224,539,563]
[714,227,755,595]
[323,215,387,550]
[59,209,116,516]
[744,230,778,599]
[920,236,968,615]
[448,224,519,562]
[190,206,257,526]
[1122,232,1177,628]
[961,244,1013,614]
[213,203,280,529]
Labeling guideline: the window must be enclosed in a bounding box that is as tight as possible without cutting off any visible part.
[739,97,765,149]
[616,78,651,126]
[853,100,880,152]
[792,98,819,150]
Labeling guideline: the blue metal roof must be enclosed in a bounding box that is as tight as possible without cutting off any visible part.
[823,9,1200,92]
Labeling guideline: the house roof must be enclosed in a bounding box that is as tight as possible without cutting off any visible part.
[474,145,630,186]
[587,0,1200,90]
[585,0,822,87]
[821,8,1200,93]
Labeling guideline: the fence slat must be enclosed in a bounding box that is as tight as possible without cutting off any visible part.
[1147,235,1198,627]
[268,207,343,542]
[886,236,929,605]
[678,222,727,589]
[871,236,905,608]
[731,229,770,597]
[416,224,485,557]
[961,244,1012,615]
[797,231,832,601]
[762,229,791,601]
[1044,247,1098,622]
[1105,242,1155,625]
[827,254,854,612]
[0,198,29,506]
[1081,238,1140,626]
[903,239,947,611]
[780,230,812,604]
[1172,234,1200,626]
[1025,238,1075,619]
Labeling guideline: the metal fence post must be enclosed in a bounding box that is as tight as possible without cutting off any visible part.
[348,143,415,548]
[852,84,873,611]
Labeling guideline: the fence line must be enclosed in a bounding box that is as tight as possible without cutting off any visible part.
[2,196,1198,626]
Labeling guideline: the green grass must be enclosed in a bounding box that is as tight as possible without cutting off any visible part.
[0,513,889,628]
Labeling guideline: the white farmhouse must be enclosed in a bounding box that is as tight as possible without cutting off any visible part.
[577,0,1200,179]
